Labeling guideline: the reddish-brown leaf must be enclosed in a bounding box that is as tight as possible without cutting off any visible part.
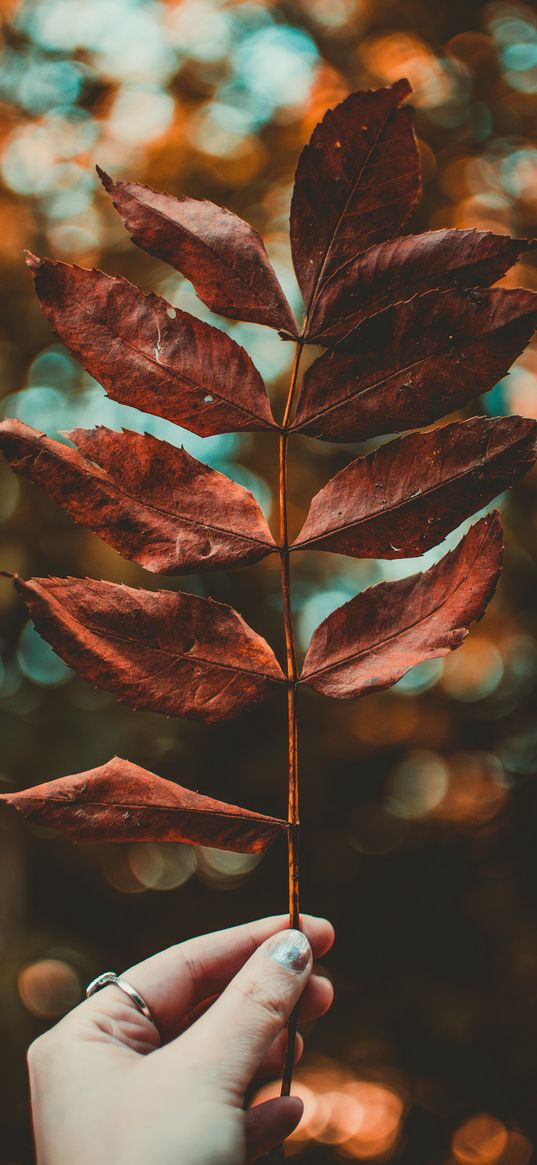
[291,79,421,315]
[307,230,535,343]
[98,168,297,336]
[293,288,537,442]
[0,756,287,853]
[300,511,503,698]
[293,416,537,559]
[0,420,276,574]
[11,576,285,722]
[27,255,276,437]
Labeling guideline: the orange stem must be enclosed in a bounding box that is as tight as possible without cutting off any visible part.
[279,340,304,1097]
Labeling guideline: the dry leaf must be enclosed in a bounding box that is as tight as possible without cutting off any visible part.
[27,255,276,437]
[307,230,535,343]
[301,512,503,698]
[0,420,276,573]
[12,575,285,722]
[98,168,297,335]
[291,79,420,316]
[293,416,537,559]
[294,288,537,441]
[0,756,287,853]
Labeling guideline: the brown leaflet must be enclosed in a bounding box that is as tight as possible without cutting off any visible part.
[0,420,275,574]
[308,230,536,344]
[293,288,537,442]
[27,255,276,437]
[98,168,297,336]
[300,511,503,699]
[293,416,537,560]
[290,79,421,317]
[11,576,285,722]
[0,756,287,853]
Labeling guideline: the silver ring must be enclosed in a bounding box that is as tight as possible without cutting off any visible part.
[86,972,156,1026]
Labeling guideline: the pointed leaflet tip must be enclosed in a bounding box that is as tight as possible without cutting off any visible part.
[24,250,40,272]
[391,76,413,102]
[96,164,113,193]
[0,756,288,853]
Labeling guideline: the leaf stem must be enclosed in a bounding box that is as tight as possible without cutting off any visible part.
[279,338,304,1098]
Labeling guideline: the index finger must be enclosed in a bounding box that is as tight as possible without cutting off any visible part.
[122,914,334,1037]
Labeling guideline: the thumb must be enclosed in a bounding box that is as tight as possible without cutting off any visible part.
[181,929,312,1096]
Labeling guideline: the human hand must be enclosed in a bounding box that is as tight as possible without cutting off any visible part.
[28,914,334,1165]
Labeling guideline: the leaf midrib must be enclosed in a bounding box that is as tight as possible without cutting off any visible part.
[22,796,284,827]
[39,594,284,683]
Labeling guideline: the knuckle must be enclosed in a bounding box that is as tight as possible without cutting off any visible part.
[27,1031,55,1070]
[239,977,289,1029]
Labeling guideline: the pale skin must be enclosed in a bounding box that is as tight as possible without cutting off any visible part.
[29,914,335,1165]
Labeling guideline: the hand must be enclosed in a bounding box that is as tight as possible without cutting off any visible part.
[28,914,335,1165]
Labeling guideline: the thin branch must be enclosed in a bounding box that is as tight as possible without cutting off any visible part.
[279,338,304,1098]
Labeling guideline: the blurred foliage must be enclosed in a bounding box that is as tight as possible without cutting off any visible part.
[2,0,537,1161]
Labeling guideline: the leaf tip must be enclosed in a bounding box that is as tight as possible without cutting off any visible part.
[96,165,114,193]
[392,76,413,103]
[24,250,41,272]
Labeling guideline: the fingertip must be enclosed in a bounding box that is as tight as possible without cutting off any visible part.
[314,974,335,1014]
[245,1096,304,1162]
[283,1094,304,1126]
[264,930,312,975]
[298,973,334,1023]
[299,915,335,957]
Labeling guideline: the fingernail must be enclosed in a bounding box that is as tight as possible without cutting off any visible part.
[266,930,312,973]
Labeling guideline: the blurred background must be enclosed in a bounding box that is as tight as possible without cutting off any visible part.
[1,0,537,1161]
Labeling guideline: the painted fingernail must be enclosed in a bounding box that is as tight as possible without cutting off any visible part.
[266,930,312,973]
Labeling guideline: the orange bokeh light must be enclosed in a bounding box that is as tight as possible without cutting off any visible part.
[18,958,80,1019]
[452,1114,509,1165]
[253,1061,405,1157]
